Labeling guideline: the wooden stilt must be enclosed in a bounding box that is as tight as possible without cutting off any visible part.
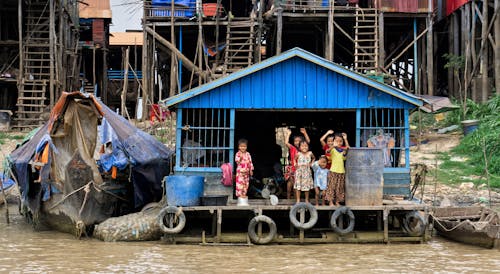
[141,30,149,121]
[277,7,283,55]
[326,0,334,61]
[480,0,489,102]
[427,5,434,96]
[121,47,130,118]
[495,0,500,95]
[49,0,55,107]
[378,11,385,70]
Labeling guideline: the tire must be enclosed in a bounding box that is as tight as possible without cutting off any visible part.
[248,215,277,244]
[158,206,186,234]
[402,211,426,237]
[289,202,318,230]
[330,206,355,235]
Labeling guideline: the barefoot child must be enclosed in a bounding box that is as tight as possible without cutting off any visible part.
[235,139,254,201]
[311,155,329,206]
[294,141,315,204]
[285,128,310,199]
[326,133,350,206]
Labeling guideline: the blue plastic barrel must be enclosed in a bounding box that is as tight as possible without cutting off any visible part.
[165,175,204,206]
[461,120,479,136]
[345,148,384,206]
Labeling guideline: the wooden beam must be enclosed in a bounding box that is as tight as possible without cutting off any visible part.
[144,26,206,79]
[384,27,430,71]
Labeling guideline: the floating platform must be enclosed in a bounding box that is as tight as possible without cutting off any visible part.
[159,201,430,245]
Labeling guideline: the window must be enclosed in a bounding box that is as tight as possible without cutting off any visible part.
[176,108,234,170]
[358,108,409,168]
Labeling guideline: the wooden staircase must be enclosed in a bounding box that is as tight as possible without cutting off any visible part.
[354,8,379,73]
[15,1,51,128]
[223,18,256,75]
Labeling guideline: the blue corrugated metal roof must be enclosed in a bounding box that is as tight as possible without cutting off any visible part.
[163,48,423,109]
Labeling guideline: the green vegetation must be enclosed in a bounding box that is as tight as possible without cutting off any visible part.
[438,96,500,188]
[0,132,25,145]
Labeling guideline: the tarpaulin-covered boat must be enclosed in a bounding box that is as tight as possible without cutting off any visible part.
[8,92,173,236]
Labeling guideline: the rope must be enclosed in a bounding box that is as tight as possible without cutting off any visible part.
[48,181,93,210]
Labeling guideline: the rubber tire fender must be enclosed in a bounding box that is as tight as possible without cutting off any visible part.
[158,206,186,234]
[289,202,318,230]
[330,206,355,235]
[402,211,426,237]
[247,215,277,244]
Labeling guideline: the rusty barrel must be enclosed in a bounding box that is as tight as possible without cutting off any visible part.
[345,148,384,206]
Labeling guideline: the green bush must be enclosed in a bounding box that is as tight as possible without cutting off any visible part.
[451,96,500,180]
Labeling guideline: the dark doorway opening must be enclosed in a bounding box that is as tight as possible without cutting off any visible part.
[235,110,356,182]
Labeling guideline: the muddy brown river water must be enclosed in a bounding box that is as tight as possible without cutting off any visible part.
[1,208,499,273]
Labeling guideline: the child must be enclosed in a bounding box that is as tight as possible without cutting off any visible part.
[326,133,350,206]
[285,128,310,199]
[311,155,329,206]
[235,139,254,201]
[294,140,315,204]
[319,129,335,169]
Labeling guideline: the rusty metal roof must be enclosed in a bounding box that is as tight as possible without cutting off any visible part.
[109,32,143,46]
[79,0,112,19]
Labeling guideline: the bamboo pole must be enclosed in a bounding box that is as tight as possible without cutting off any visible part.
[121,47,130,118]
[427,8,434,96]
[145,26,206,78]
[448,16,455,97]
[141,29,149,121]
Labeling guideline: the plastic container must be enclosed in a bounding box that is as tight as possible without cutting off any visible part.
[461,119,479,136]
[165,175,204,206]
[202,3,223,17]
[201,195,228,206]
[345,148,384,206]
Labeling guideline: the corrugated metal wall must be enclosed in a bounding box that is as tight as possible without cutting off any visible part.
[179,57,414,110]
[376,0,435,13]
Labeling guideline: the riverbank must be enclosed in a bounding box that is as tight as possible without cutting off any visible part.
[410,132,500,210]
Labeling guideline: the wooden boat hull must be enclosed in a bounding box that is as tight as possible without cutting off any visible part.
[432,207,500,249]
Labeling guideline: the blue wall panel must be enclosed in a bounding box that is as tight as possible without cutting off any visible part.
[180,57,414,110]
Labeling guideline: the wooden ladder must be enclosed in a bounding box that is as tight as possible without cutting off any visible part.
[223,17,256,75]
[354,7,379,73]
[15,0,51,129]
